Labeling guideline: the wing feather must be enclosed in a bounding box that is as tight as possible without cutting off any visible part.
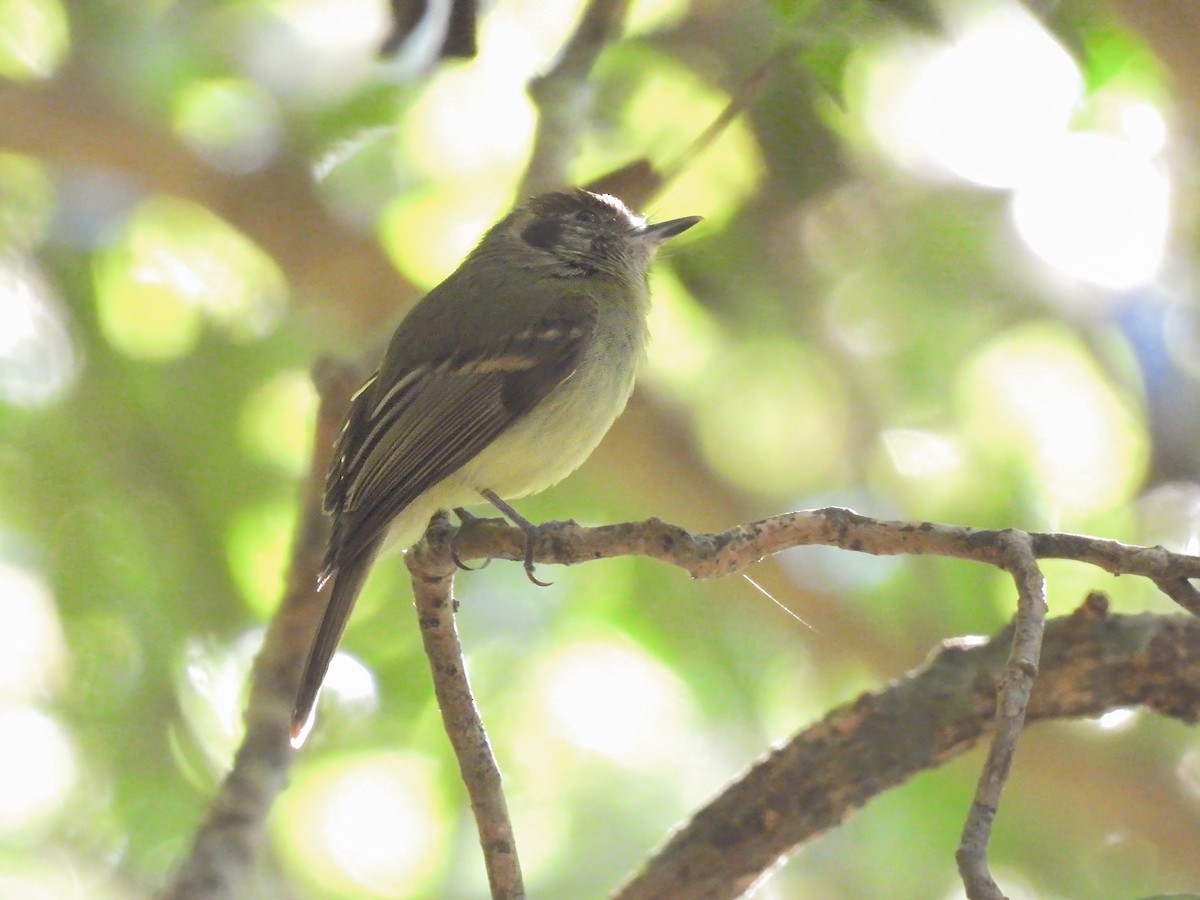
[323,296,597,571]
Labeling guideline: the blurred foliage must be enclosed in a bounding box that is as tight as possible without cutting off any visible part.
[2,0,1200,897]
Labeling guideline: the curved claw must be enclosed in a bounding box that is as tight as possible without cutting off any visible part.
[451,549,482,572]
[520,528,552,587]
[524,562,552,587]
[449,516,491,572]
[476,490,556,587]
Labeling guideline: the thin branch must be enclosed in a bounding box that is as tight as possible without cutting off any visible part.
[582,51,785,209]
[406,519,525,899]
[163,359,359,900]
[957,531,1048,900]
[519,0,631,197]
[445,508,1200,606]
[656,50,782,191]
[608,597,1200,899]
[1154,576,1200,616]
[581,50,780,210]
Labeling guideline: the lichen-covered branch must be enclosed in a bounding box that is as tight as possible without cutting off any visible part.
[610,596,1200,900]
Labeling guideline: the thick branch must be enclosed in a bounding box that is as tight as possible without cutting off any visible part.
[611,596,1200,899]
[163,360,358,899]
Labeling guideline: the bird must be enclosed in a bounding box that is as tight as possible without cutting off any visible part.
[290,189,700,746]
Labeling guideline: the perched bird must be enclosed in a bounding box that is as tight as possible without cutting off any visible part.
[291,189,700,745]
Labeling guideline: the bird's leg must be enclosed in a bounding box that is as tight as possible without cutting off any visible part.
[480,489,552,587]
[450,507,493,572]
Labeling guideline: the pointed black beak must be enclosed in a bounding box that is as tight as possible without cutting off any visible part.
[639,215,702,244]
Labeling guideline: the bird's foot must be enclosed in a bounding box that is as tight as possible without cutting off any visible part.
[480,489,553,587]
[449,507,497,572]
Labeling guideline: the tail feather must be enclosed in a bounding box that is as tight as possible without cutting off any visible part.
[291,539,383,747]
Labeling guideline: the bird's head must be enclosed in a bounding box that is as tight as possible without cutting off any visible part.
[489,189,700,280]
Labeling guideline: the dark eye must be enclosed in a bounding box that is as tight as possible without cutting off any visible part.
[573,209,600,225]
[521,219,562,250]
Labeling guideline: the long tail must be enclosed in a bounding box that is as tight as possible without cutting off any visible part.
[290,539,382,747]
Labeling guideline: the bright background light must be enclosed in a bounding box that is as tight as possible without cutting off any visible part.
[1012,133,1169,288]
[0,563,75,835]
[860,0,1170,289]
[865,4,1083,188]
[0,256,76,407]
[0,563,68,701]
[0,705,77,833]
[533,638,693,766]
[277,752,446,898]
[957,322,1148,521]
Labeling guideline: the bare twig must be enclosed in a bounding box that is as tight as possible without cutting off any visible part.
[580,49,779,210]
[1154,576,1200,616]
[521,0,783,211]
[163,359,359,900]
[656,50,782,191]
[406,517,525,899]
[609,599,1200,899]
[445,507,1200,601]
[581,51,785,209]
[957,532,1047,900]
